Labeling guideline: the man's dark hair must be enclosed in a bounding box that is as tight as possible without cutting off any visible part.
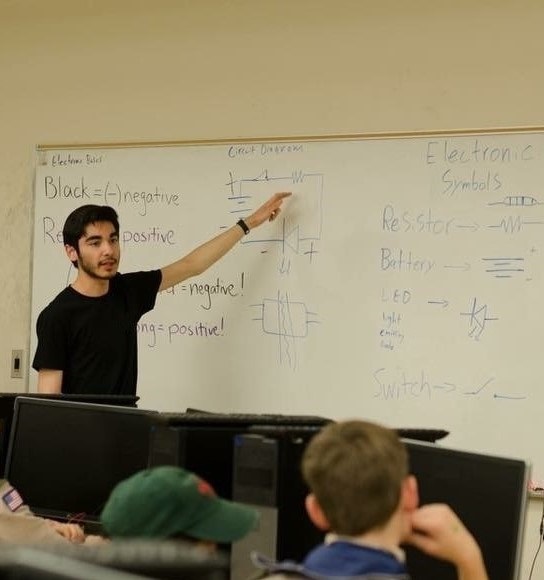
[62,205,120,268]
[63,205,120,249]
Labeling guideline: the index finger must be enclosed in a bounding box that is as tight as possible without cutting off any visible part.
[273,191,292,200]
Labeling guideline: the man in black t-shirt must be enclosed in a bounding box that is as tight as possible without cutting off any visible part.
[33,192,290,395]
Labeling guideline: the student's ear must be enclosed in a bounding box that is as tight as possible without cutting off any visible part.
[65,244,78,263]
[305,493,331,531]
[401,475,419,513]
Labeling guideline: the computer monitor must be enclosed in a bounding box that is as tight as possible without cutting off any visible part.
[0,393,139,476]
[403,440,529,580]
[4,397,157,526]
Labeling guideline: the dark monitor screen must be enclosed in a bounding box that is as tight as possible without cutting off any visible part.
[403,440,529,580]
[0,393,139,477]
[4,397,156,522]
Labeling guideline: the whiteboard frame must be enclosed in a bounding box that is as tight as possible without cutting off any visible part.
[35,125,544,152]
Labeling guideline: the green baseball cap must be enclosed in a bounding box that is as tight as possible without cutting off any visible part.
[100,466,259,543]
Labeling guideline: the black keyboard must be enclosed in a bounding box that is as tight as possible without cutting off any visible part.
[158,411,445,442]
[397,428,449,442]
[159,410,332,427]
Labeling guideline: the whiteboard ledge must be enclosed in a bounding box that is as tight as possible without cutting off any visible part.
[35,125,544,151]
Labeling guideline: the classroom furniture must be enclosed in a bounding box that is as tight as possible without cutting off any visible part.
[230,428,323,580]
[0,546,143,580]
[19,541,229,580]
[147,412,448,580]
[148,410,332,500]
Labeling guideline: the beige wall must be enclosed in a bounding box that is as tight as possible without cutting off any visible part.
[1,0,543,576]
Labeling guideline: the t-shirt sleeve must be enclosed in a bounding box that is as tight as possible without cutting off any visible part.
[121,269,162,320]
[32,307,68,372]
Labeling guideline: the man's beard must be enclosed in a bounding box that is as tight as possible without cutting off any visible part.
[78,256,118,280]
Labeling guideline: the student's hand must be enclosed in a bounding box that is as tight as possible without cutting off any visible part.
[46,519,85,544]
[245,192,292,230]
[84,534,109,546]
[405,504,488,580]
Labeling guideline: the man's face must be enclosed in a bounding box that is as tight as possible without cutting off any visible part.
[73,221,121,280]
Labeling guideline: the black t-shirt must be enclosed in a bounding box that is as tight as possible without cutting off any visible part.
[32,270,162,395]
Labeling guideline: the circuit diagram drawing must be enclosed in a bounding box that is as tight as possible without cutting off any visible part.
[486,195,544,234]
[482,257,525,279]
[488,195,542,207]
[460,297,498,341]
[252,291,320,369]
[226,169,323,266]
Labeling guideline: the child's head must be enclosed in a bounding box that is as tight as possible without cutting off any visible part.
[302,420,411,536]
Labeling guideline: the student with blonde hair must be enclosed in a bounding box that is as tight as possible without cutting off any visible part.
[253,420,488,580]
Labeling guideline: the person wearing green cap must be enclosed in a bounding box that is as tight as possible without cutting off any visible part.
[100,466,258,551]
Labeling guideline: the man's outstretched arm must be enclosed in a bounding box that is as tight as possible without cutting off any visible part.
[159,191,291,292]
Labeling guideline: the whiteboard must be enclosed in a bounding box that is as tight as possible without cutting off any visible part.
[31,131,544,477]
